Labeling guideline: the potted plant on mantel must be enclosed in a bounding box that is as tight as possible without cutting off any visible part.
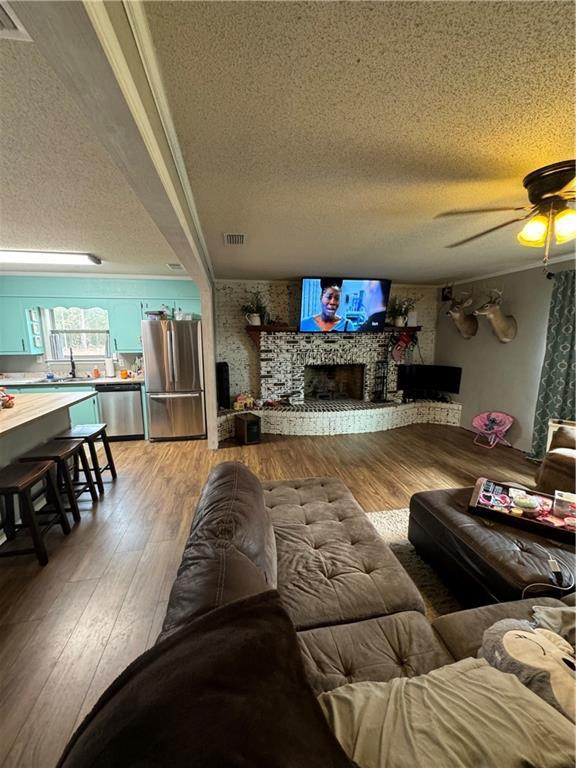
[387,295,422,327]
[241,290,268,326]
[387,296,408,327]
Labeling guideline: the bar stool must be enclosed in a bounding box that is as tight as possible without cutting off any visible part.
[0,460,70,565]
[19,439,98,522]
[56,423,117,496]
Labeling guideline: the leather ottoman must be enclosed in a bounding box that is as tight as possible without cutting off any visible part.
[409,487,576,606]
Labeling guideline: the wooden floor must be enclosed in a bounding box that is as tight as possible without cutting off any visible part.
[0,424,536,767]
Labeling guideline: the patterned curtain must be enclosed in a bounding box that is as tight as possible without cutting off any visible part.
[530,270,575,459]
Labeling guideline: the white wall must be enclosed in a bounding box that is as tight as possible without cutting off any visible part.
[435,265,568,452]
[215,280,438,400]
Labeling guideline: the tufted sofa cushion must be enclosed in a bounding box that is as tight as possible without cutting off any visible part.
[262,478,425,629]
[409,487,576,605]
[298,610,453,694]
[159,462,276,640]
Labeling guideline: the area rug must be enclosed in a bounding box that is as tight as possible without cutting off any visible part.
[368,508,463,619]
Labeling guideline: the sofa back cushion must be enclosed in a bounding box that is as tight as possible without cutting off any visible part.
[160,461,276,640]
[58,591,357,768]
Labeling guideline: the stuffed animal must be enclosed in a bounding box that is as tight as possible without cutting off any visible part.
[233,393,255,411]
[480,619,575,722]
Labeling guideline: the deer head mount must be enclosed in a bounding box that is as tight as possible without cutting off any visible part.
[446,291,478,339]
[473,289,518,343]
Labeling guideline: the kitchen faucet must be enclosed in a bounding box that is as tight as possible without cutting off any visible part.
[69,348,77,379]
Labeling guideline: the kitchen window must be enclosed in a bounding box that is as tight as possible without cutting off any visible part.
[41,306,111,361]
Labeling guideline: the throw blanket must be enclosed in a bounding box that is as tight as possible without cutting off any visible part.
[319,658,575,768]
[58,590,356,768]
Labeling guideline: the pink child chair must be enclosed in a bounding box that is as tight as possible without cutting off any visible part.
[471,411,515,449]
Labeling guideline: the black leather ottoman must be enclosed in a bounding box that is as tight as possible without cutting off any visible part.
[409,487,576,606]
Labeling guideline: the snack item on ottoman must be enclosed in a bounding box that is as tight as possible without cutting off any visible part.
[480,618,575,722]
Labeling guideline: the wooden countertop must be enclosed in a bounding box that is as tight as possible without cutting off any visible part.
[0,391,95,437]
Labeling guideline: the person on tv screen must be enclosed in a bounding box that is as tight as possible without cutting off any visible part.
[358,280,389,332]
[300,278,347,332]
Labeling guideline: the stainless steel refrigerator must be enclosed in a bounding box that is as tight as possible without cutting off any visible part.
[142,319,206,440]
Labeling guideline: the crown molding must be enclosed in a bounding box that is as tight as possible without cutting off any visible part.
[0,270,194,281]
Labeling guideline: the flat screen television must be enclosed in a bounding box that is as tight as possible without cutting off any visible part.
[397,365,462,400]
[299,277,392,333]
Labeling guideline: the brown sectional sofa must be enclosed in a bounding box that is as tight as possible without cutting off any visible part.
[160,462,568,693]
[59,461,573,766]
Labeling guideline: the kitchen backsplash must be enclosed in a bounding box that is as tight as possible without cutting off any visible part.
[0,353,140,377]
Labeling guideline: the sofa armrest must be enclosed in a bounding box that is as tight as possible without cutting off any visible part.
[549,425,576,451]
[432,597,565,660]
[534,448,576,494]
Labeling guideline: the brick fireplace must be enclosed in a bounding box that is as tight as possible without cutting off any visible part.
[259,331,394,403]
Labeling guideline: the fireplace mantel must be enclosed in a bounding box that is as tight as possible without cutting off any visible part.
[245,325,297,346]
[247,324,421,347]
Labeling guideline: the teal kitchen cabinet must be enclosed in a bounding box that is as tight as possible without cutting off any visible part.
[24,306,44,354]
[109,300,143,353]
[141,298,202,318]
[172,298,201,316]
[140,299,177,318]
[0,298,32,354]
[68,389,99,426]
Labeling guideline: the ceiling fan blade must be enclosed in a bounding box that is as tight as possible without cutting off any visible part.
[445,213,535,248]
[556,177,576,197]
[436,206,531,218]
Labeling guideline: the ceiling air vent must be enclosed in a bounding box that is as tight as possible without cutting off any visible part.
[0,2,32,41]
[166,263,184,272]
[223,233,246,246]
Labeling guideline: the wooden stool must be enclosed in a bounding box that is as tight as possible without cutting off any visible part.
[0,460,70,565]
[19,439,98,522]
[56,424,117,496]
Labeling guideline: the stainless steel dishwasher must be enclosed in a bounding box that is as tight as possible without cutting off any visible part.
[95,383,144,440]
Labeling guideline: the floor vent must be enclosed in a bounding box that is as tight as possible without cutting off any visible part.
[0,2,32,41]
[223,233,246,246]
[166,263,185,271]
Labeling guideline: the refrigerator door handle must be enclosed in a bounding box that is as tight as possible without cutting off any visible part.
[171,325,179,383]
[197,321,204,389]
[150,393,201,399]
[167,330,175,382]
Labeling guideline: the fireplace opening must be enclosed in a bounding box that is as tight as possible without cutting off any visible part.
[304,364,365,401]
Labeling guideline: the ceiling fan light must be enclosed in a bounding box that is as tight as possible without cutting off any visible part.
[517,214,548,247]
[554,208,576,244]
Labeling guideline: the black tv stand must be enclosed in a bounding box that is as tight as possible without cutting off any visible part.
[402,390,451,404]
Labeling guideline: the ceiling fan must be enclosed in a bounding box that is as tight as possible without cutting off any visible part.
[436,159,576,264]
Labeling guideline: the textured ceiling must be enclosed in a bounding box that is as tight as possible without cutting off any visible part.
[145,0,575,282]
[0,40,179,276]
